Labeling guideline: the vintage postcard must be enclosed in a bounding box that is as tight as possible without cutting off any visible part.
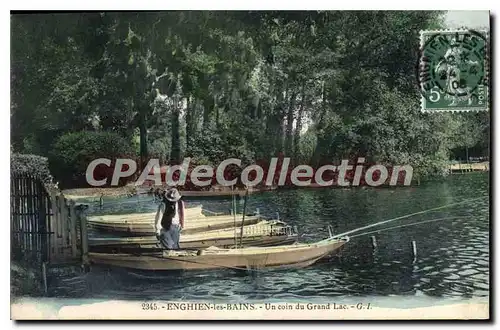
[10,10,490,320]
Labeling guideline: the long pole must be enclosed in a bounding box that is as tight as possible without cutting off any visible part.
[239,188,249,248]
[330,196,485,239]
[465,123,469,164]
[232,185,237,247]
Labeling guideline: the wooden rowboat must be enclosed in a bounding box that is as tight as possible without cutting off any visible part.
[89,236,349,271]
[89,220,298,251]
[88,205,204,223]
[88,214,262,235]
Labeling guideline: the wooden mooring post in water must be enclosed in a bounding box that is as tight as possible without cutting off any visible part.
[411,240,417,263]
[368,235,417,263]
[78,203,90,271]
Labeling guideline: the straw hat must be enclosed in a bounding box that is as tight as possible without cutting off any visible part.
[164,188,182,202]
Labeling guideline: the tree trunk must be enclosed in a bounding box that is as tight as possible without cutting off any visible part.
[185,96,194,151]
[311,81,327,166]
[170,97,181,163]
[285,90,297,158]
[256,99,263,119]
[202,97,213,130]
[294,85,306,163]
[215,95,220,130]
[138,106,148,170]
[274,87,287,155]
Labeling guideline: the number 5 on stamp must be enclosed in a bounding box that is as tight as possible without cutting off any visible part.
[428,87,442,103]
[418,29,489,112]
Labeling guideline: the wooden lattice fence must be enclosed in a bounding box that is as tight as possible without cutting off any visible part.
[11,174,87,265]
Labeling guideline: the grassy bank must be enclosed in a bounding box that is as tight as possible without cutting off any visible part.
[11,261,43,298]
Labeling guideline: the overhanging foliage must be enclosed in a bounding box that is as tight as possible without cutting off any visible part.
[10,12,490,187]
[11,153,54,184]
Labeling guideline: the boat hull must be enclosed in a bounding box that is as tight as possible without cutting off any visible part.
[89,238,348,271]
[89,235,298,252]
[89,221,298,250]
[87,205,204,223]
[88,215,262,235]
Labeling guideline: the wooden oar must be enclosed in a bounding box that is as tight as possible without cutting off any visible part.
[239,188,249,247]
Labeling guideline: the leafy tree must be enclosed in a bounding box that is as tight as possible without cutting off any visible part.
[11,11,490,187]
[50,131,135,187]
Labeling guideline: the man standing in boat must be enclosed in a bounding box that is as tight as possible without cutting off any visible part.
[155,188,185,250]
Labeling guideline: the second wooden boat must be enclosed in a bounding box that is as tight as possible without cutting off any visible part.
[88,214,262,235]
[89,220,298,251]
[87,205,204,223]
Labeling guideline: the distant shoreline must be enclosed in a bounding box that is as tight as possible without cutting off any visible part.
[62,172,489,202]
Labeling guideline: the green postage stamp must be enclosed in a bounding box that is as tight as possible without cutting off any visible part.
[418,29,489,112]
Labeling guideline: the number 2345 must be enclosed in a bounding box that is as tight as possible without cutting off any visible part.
[142,302,158,310]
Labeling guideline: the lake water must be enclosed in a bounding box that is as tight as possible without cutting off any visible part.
[48,174,490,306]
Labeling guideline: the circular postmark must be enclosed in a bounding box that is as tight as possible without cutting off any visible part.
[417,30,488,109]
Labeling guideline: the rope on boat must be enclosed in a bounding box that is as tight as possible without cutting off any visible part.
[348,216,476,239]
[329,196,486,239]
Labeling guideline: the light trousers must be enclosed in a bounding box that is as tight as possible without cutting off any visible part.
[160,224,181,249]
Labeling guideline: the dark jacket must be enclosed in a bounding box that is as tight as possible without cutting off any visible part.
[160,200,185,230]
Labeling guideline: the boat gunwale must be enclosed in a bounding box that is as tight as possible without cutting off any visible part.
[87,215,262,225]
[93,252,330,271]
[89,237,349,258]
